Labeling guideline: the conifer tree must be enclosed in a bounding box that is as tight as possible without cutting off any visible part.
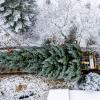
[0,0,37,34]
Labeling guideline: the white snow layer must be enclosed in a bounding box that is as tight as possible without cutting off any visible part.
[0,0,100,47]
[0,75,49,100]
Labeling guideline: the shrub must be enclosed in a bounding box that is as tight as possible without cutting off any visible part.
[76,73,100,91]
[0,0,37,34]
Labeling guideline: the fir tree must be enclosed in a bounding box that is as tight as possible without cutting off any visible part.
[0,0,37,34]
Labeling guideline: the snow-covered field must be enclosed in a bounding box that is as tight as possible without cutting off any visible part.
[1,0,100,48]
[0,73,100,100]
[0,75,49,100]
[0,75,67,100]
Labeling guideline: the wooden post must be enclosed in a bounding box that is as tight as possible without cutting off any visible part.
[89,55,95,69]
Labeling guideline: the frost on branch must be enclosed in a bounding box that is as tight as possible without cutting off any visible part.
[0,0,37,34]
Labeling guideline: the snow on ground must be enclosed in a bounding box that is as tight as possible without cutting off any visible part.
[0,73,100,100]
[0,75,67,100]
[0,75,49,100]
[1,0,100,48]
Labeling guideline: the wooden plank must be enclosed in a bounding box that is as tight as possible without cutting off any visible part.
[0,71,34,75]
[81,69,100,75]
[70,90,100,100]
[47,89,69,100]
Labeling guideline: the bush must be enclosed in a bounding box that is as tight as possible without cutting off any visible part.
[76,73,100,91]
[0,0,37,34]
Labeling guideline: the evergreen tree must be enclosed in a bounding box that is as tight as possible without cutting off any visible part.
[0,0,37,34]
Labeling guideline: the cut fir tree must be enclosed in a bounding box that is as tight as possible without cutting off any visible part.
[0,0,37,34]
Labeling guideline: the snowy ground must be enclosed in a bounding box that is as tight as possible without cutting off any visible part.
[1,0,100,48]
[0,73,100,100]
[0,75,49,100]
[0,75,67,100]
